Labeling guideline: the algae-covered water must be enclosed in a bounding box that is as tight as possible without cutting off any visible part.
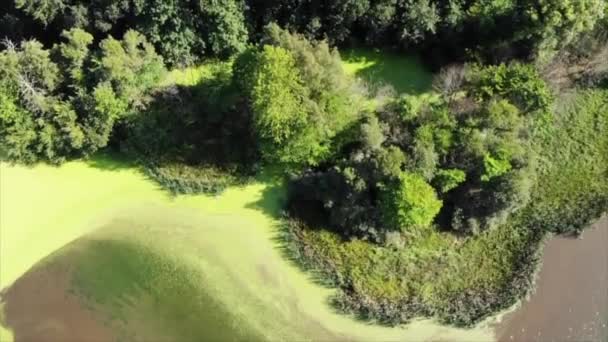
[0,157,495,341]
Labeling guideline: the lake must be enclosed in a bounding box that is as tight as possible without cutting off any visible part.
[497,217,608,342]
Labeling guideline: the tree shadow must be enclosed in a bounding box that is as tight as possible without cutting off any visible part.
[342,48,433,95]
[244,167,288,219]
[243,176,381,325]
[84,151,136,172]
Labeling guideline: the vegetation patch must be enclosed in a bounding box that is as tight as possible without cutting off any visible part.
[2,0,608,337]
[144,163,245,195]
[282,88,608,326]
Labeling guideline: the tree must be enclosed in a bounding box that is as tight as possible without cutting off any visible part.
[397,0,441,45]
[360,115,385,150]
[237,45,308,163]
[0,39,88,163]
[95,30,166,111]
[236,25,362,168]
[199,0,248,57]
[381,172,442,232]
[434,168,466,193]
[468,63,552,114]
[136,0,202,66]
[251,45,305,142]
[53,28,94,91]
[521,0,607,62]
[15,0,67,25]
[0,29,165,164]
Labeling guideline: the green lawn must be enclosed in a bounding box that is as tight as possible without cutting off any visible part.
[342,48,433,95]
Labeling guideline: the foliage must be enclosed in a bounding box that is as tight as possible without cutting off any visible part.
[120,62,257,194]
[0,39,83,163]
[282,86,608,328]
[481,153,512,182]
[380,172,442,232]
[525,90,608,234]
[521,0,607,62]
[282,213,542,326]
[14,0,67,25]
[198,0,248,58]
[236,25,362,168]
[468,63,553,114]
[433,168,466,193]
[0,29,163,164]
[136,0,248,66]
[52,28,94,90]
[135,0,203,67]
[144,163,243,195]
[95,30,166,111]
[247,45,306,145]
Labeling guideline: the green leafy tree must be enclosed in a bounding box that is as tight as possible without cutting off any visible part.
[15,0,67,25]
[481,152,512,182]
[95,30,166,111]
[136,0,202,66]
[53,28,94,90]
[397,0,441,44]
[0,29,164,164]
[237,25,362,167]
[469,63,552,113]
[434,168,466,193]
[522,0,606,61]
[199,0,248,57]
[360,115,386,150]
[241,45,307,160]
[381,172,442,231]
[0,40,87,163]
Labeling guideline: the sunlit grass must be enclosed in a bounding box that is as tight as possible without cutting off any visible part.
[341,48,433,95]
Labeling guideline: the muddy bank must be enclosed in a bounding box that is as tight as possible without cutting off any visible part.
[497,217,608,342]
[0,260,113,342]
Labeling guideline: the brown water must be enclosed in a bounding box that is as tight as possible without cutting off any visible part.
[497,217,608,342]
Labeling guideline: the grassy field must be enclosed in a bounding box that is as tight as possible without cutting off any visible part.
[0,155,496,341]
[342,48,433,95]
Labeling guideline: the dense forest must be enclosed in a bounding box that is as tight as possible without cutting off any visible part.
[1,0,607,327]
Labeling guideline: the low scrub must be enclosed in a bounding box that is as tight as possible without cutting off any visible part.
[144,163,246,195]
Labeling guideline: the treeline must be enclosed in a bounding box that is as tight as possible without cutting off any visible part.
[0,29,165,163]
[2,1,607,67]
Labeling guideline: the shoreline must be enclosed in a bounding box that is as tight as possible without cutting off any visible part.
[495,216,608,341]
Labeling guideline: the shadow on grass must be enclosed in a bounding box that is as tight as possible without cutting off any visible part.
[0,229,266,342]
[244,167,287,218]
[84,150,137,172]
[342,48,433,95]
[243,178,371,324]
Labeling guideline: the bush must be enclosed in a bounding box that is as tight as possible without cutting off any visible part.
[144,163,245,195]
[468,63,553,114]
[380,172,442,232]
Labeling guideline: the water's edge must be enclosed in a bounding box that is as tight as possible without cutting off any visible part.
[496,216,608,341]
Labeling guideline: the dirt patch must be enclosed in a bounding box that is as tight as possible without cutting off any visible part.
[497,217,608,342]
[0,260,115,342]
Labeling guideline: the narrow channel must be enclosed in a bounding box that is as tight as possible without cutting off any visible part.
[497,217,608,342]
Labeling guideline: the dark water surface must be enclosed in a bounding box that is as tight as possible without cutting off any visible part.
[498,217,608,342]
